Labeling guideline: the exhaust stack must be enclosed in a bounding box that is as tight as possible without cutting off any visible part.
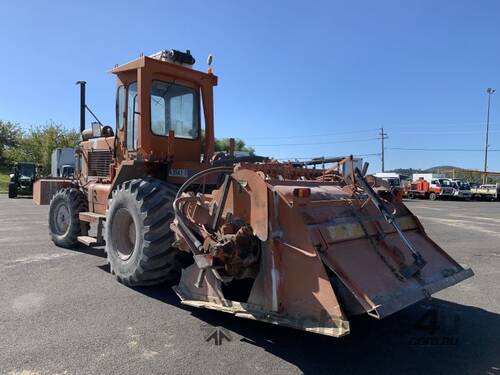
[76,81,86,133]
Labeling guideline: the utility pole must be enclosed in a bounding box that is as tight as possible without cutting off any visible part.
[484,88,496,184]
[379,127,388,172]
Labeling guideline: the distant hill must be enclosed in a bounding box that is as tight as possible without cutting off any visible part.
[424,165,461,173]
[388,165,461,176]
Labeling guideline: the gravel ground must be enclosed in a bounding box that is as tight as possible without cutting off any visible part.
[0,195,499,375]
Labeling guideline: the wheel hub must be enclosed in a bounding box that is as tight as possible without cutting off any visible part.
[111,208,137,260]
[55,203,70,234]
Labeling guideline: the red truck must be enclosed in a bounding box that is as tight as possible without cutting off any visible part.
[404,179,451,200]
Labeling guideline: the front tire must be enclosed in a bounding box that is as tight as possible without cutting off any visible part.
[49,188,89,248]
[105,178,181,286]
[8,183,17,198]
[428,192,437,201]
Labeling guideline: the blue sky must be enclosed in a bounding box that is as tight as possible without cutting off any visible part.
[0,0,499,172]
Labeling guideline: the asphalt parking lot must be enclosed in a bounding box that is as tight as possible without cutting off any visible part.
[0,196,499,375]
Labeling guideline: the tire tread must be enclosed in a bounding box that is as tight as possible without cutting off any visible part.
[106,177,181,286]
[49,188,88,248]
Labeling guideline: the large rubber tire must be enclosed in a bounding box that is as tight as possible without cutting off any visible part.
[8,183,17,198]
[428,192,437,201]
[105,177,182,286]
[49,188,89,248]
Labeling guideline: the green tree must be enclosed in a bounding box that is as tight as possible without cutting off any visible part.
[0,120,22,166]
[201,132,255,155]
[5,121,80,174]
[214,137,254,154]
[215,138,255,155]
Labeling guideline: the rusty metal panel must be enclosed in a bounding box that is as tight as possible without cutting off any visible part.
[264,177,473,319]
[231,169,269,241]
[33,179,72,205]
[303,199,473,318]
[87,182,111,215]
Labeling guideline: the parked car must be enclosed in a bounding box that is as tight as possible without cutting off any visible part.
[471,183,500,201]
[448,179,472,200]
[8,162,39,198]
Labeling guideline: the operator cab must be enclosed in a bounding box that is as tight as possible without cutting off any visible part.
[110,49,217,165]
[15,163,36,180]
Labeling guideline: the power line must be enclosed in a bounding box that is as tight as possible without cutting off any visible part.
[275,153,381,160]
[391,129,500,135]
[234,125,500,142]
[353,153,382,157]
[248,137,379,147]
[243,128,380,140]
[376,121,500,129]
[387,147,500,152]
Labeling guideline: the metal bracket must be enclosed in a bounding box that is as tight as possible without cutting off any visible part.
[354,168,427,278]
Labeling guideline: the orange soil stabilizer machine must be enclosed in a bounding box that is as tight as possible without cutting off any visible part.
[42,49,472,338]
[170,163,473,337]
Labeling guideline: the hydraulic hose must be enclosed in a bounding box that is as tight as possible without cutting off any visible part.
[173,165,234,252]
[175,165,234,200]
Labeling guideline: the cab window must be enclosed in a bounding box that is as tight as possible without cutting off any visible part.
[150,80,199,139]
[117,85,125,130]
[127,82,138,150]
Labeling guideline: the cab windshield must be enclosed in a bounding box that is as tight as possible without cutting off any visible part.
[17,164,35,178]
[386,177,400,187]
[438,179,452,187]
[150,80,199,139]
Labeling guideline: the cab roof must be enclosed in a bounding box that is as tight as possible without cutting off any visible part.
[109,55,218,86]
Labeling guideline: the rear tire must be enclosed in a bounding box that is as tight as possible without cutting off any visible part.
[105,177,182,286]
[8,183,17,198]
[49,188,89,248]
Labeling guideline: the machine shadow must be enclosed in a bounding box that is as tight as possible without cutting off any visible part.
[131,283,184,308]
[67,245,107,258]
[144,284,500,375]
[91,253,499,375]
